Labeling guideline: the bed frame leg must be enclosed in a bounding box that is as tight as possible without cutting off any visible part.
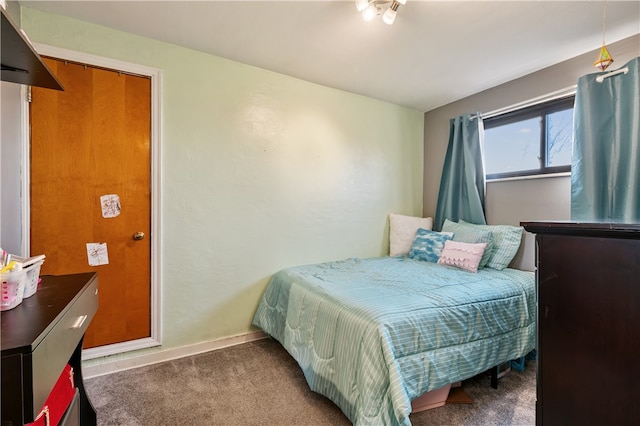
[491,365,498,389]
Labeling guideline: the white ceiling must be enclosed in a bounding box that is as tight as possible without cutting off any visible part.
[21,0,640,112]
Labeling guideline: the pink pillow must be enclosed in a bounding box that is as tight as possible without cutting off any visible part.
[437,240,487,273]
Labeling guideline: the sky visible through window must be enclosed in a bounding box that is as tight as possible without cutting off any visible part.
[546,108,573,167]
[484,108,573,176]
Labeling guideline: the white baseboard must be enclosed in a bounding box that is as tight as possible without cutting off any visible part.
[82,337,162,360]
[82,331,267,379]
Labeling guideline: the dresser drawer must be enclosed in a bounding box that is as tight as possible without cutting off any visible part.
[29,277,98,419]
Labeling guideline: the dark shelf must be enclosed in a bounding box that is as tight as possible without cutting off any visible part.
[1,7,63,90]
[521,221,640,239]
[1,273,98,425]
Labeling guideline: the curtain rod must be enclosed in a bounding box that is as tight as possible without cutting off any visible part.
[471,65,630,121]
[470,84,577,121]
[596,66,629,83]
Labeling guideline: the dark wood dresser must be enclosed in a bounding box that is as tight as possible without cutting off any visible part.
[521,222,640,425]
[1,273,99,426]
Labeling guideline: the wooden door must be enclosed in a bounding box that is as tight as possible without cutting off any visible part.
[30,57,151,349]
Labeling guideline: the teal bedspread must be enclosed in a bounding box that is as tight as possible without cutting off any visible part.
[252,256,536,425]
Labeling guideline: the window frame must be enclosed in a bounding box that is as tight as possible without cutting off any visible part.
[483,95,575,180]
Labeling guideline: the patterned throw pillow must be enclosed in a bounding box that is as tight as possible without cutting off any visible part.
[408,228,453,263]
[459,220,523,270]
[437,240,487,273]
[441,219,494,269]
[389,213,434,256]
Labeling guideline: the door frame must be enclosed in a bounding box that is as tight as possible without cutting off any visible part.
[23,44,163,360]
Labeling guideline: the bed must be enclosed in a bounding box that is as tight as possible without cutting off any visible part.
[253,255,535,425]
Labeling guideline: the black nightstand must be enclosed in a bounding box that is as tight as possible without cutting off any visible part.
[1,273,99,425]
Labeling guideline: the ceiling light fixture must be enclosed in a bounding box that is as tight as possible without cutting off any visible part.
[593,0,614,71]
[355,0,407,25]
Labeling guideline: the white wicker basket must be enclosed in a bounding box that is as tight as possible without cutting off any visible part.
[22,259,44,298]
[12,254,46,298]
[1,269,27,311]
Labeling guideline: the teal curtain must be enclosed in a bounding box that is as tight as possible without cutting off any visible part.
[434,113,486,231]
[571,57,640,223]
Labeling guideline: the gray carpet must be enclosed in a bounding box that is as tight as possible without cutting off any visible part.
[85,338,535,425]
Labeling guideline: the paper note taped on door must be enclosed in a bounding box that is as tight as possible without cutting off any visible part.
[100,194,121,218]
[86,243,109,266]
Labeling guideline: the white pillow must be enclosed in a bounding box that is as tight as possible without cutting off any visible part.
[389,213,433,256]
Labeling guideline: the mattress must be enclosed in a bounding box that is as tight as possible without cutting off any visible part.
[252,256,536,425]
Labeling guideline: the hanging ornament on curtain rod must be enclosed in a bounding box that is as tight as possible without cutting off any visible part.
[593,0,614,71]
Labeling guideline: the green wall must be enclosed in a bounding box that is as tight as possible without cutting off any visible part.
[22,8,424,359]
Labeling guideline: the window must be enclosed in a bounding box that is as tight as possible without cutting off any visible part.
[483,96,575,180]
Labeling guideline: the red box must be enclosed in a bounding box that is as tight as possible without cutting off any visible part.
[27,364,75,426]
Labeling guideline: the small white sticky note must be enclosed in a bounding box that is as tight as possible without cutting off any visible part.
[86,243,109,266]
[100,194,121,218]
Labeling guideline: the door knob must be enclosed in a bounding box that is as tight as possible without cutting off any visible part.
[133,231,145,241]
